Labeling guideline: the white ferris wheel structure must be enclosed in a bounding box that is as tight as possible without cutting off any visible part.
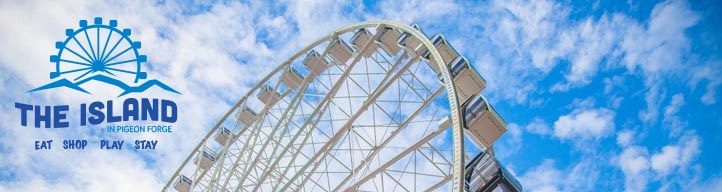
[163,21,520,192]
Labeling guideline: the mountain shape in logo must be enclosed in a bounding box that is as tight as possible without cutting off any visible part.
[29,75,181,97]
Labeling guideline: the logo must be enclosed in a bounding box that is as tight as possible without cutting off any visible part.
[28,17,180,97]
[15,17,180,129]
[14,16,177,153]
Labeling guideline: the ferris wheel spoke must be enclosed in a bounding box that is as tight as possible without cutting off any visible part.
[102,47,132,64]
[58,67,91,75]
[101,35,124,63]
[62,47,94,64]
[72,36,96,63]
[100,28,113,62]
[59,59,92,66]
[104,69,118,77]
[105,67,137,75]
[291,53,417,191]
[424,174,451,192]
[83,29,98,62]
[105,59,137,67]
[74,69,96,81]
[96,28,101,61]
[345,121,449,190]
[330,86,442,191]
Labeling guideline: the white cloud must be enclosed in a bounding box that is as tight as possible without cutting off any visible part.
[650,145,682,176]
[563,159,600,192]
[615,131,703,191]
[373,0,459,24]
[603,76,624,95]
[693,175,722,192]
[493,0,570,73]
[285,0,364,47]
[519,158,600,192]
[431,0,574,104]
[650,133,700,176]
[553,108,615,140]
[617,145,650,192]
[616,130,634,147]
[526,117,551,135]
[663,93,687,136]
[638,81,663,124]
[519,159,562,192]
[550,14,626,92]
[620,0,699,125]
[620,0,699,74]
[690,61,722,105]
[664,93,685,117]
[619,147,650,176]
[482,0,571,103]
[497,123,524,157]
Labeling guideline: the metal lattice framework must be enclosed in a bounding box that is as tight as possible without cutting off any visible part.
[163,21,502,192]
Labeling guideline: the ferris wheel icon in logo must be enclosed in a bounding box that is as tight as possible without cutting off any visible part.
[29,17,180,97]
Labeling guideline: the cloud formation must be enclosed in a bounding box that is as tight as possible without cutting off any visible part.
[553,108,616,140]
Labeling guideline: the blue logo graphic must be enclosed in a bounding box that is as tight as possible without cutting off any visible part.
[29,17,180,97]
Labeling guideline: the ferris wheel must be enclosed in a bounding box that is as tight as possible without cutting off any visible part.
[50,17,147,83]
[163,21,519,192]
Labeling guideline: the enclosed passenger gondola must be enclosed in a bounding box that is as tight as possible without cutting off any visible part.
[173,175,192,192]
[398,24,428,57]
[449,56,487,103]
[281,67,304,90]
[257,84,281,106]
[194,149,216,170]
[214,127,235,145]
[303,50,330,76]
[235,106,257,127]
[465,151,522,192]
[375,26,403,57]
[350,28,376,58]
[328,38,354,64]
[462,94,507,150]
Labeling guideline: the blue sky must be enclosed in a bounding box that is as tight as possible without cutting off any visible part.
[1,0,721,191]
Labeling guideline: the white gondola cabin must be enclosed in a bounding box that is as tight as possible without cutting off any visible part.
[303,50,330,76]
[398,24,428,57]
[465,151,523,192]
[257,84,281,106]
[350,28,376,58]
[462,95,507,150]
[281,67,304,90]
[449,56,487,103]
[235,106,257,127]
[194,149,216,170]
[329,38,354,65]
[214,127,233,144]
[423,34,460,73]
[428,34,459,64]
[173,175,192,192]
[398,32,419,53]
[375,26,402,57]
